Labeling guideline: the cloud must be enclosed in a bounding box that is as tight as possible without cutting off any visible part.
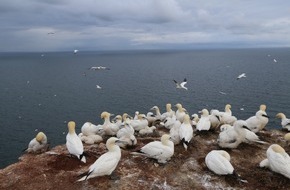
[0,0,290,51]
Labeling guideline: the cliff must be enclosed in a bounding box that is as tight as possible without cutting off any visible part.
[1,129,290,190]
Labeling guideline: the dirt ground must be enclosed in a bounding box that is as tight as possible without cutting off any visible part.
[1,128,290,190]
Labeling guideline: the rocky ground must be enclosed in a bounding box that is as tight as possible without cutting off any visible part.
[1,128,290,190]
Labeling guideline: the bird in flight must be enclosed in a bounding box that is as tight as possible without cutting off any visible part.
[173,78,188,90]
[237,73,246,80]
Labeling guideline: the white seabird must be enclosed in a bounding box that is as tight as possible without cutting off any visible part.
[246,104,269,133]
[161,103,175,121]
[217,120,248,149]
[130,114,148,132]
[66,121,86,163]
[220,104,237,125]
[101,111,119,136]
[179,114,193,150]
[131,134,174,164]
[237,73,246,80]
[139,126,156,136]
[276,113,290,131]
[175,103,186,123]
[173,78,188,90]
[196,109,211,131]
[96,85,102,89]
[74,49,79,54]
[205,150,248,182]
[259,144,290,179]
[77,137,123,181]
[78,122,103,144]
[116,122,137,148]
[209,109,221,130]
[24,132,48,153]
[191,114,199,127]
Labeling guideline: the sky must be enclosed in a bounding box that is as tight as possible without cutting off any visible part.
[1,0,290,52]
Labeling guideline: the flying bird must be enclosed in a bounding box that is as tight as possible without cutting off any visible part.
[273,59,277,63]
[74,49,79,54]
[173,78,188,90]
[237,73,246,80]
[96,85,102,89]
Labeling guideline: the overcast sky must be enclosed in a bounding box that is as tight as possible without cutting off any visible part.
[1,0,290,52]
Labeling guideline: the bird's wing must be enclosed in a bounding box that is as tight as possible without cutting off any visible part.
[140,142,165,158]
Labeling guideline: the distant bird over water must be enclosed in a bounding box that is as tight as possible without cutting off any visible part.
[74,50,79,54]
[237,73,246,80]
[173,78,188,90]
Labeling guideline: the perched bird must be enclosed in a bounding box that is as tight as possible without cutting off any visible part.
[276,113,290,131]
[168,117,182,145]
[161,103,175,121]
[66,121,86,163]
[217,120,248,149]
[196,109,211,131]
[191,114,199,127]
[205,150,247,182]
[259,144,290,179]
[79,122,104,144]
[173,78,188,90]
[139,126,156,136]
[131,134,174,164]
[237,73,246,80]
[179,114,193,150]
[175,103,186,123]
[116,122,137,148]
[246,105,269,133]
[284,133,290,145]
[209,109,221,130]
[101,112,119,136]
[130,114,148,131]
[77,137,123,181]
[205,150,234,175]
[220,104,237,125]
[24,132,48,153]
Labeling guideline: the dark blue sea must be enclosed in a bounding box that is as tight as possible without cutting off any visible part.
[0,48,289,169]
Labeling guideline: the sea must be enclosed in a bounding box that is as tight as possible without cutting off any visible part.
[0,48,289,169]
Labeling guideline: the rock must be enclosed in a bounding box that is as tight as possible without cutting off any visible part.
[1,130,290,189]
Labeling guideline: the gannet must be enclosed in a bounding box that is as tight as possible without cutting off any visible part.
[205,150,248,182]
[66,121,86,163]
[131,134,174,164]
[78,133,103,144]
[96,85,102,89]
[284,133,290,145]
[259,144,290,179]
[217,120,248,149]
[237,73,246,80]
[179,114,193,150]
[220,104,237,125]
[101,111,119,136]
[133,111,139,120]
[219,123,267,145]
[116,122,137,148]
[196,109,211,131]
[81,122,103,136]
[276,113,290,131]
[139,126,156,136]
[74,49,78,54]
[175,103,186,123]
[130,114,148,131]
[173,78,188,90]
[169,117,182,145]
[161,103,175,121]
[77,137,123,181]
[24,132,48,153]
[112,115,123,129]
[246,105,269,133]
[209,109,221,130]
[191,114,199,127]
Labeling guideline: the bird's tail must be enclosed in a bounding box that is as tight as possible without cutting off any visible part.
[181,138,189,150]
[232,170,248,183]
[255,140,268,144]
[80,154,86,163]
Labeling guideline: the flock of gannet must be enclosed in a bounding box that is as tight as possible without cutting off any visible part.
[23,102,290,184]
